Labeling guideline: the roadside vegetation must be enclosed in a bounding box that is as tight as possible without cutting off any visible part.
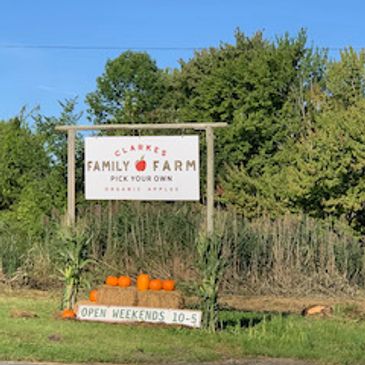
[1,291,365,364]
[2,28,365,362]
[1,203,363,298]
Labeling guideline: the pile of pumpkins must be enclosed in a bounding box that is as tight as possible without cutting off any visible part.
[89,274,175,302]
[61,274,176,318]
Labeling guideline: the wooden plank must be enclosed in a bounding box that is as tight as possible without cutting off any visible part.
[67,129,76,226]
[55,122,227,132]
[206,126,214,237]
[76,304,202,328]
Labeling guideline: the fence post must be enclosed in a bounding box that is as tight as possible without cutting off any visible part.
[206,126,214,237]
[67,129,76,226]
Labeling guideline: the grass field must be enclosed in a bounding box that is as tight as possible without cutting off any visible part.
[1,290,365,364]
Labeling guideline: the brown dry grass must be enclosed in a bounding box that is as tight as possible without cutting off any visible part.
[0,282,58,299]
[218,294,365,315]
[9,309,39,318]
[137,289,184,309]
[91,285,184,309]
[3,283,365,318]
[97,285,137,306]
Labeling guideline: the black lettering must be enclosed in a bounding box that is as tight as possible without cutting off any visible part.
[186,160,196,171]
[102,161,111,171]
[159,311,165,321]
[112,309,119,318]
[172,312,178,322]
[93,161,100,171]
[94,308,100,318]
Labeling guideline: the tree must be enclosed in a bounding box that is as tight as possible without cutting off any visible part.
[173,30,326,171]
[86,51,169,124]
[326,48,365,109]
[0,117,50,211]
[221,47,365,229]
[33,98,83,197]
[172,29,326,215]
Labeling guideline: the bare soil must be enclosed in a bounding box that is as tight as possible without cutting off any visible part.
[2,282,365,316]
[218,294,365,314]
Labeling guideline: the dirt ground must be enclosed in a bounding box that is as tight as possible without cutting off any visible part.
[2,283,365,315]
[218,294,365,314]
[182,292,365,316]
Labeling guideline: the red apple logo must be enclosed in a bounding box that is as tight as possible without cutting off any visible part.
[135,156,146,171]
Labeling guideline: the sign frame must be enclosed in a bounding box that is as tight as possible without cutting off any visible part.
[55,122,227,237]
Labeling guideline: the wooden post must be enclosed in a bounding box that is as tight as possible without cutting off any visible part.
[67,129,76,226]
[206,127,214,237]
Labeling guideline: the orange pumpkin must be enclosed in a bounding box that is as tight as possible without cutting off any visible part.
[162,279,176,291]
[118,276,132,287]
[62,308,76,319]
[89,289,98,302]
[105,275,118,286]
[136,274,150,291]
[149,279,163,291]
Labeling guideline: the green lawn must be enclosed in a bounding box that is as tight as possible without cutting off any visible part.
[1,293,365,364]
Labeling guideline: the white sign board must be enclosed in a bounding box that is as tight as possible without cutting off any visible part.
[85,136,200,201]
[77,304,202,328]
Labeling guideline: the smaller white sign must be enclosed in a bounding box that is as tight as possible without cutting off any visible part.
[77,304,202,328]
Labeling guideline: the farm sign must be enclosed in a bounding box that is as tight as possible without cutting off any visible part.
[77,304,202,328]
[85,136,200,200]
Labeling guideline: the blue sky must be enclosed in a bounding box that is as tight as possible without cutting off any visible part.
[1,0,364,121]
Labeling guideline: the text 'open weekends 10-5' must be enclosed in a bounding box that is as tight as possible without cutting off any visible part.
[77,304,202,328]
[85,136,200,201]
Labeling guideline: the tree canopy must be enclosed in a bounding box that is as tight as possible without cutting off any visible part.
[86,51,168,124]
[2,30,365,233]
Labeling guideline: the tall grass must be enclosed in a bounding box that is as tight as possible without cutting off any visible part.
[0,202,364,296]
